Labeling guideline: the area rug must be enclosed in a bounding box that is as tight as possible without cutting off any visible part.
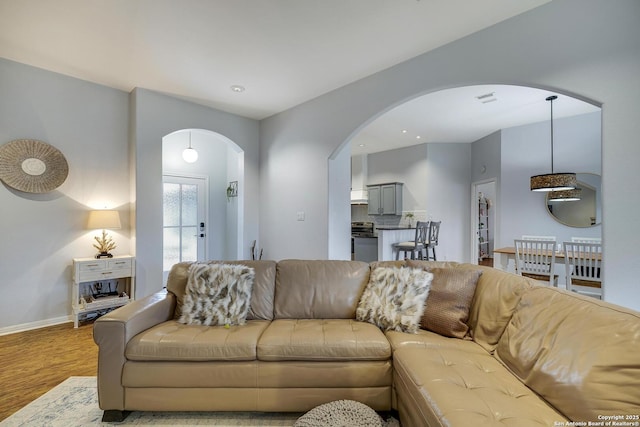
[1,377,400,426]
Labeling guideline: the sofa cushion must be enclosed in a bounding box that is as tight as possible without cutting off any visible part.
[393,347,567,427]
[178,263,254,326]
[257,319,391,361]
[419,267,482,338]
[274,260,370,319]
[461,264,535,352]
[496,287,640,421]
[125,320,271,361]
[167,260,276,321]
[356,266,432,333]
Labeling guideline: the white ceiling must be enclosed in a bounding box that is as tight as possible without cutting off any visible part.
[0,0,552,120]
[351,85,600,155]
[1,1,598,155]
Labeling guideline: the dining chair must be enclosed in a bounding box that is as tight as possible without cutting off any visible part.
[563,241,602,299]
[522,235,556,241]
[514,239,558,287]
[393,221,429,260]
[424,221,441,261]
[570,237,602,244]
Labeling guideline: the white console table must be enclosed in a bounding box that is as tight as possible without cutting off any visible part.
[71,255,135,328]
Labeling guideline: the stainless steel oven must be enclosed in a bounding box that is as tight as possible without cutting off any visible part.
[351,221,374,238]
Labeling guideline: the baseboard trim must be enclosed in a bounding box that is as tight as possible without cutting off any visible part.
[0,315,73,336]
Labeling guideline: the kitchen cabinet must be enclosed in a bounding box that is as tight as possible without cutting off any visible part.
[367,183,403,215]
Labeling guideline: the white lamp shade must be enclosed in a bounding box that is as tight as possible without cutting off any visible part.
[87,210,121,230]
[182,147,198,163]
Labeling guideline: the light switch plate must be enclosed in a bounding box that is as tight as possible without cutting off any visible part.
[297,211,305,221]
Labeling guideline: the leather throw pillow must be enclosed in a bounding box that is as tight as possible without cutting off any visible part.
[420,267,482,338]
[178,263,255,326]
[356,266,433,333]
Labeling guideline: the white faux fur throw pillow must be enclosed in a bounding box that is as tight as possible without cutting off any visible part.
[356,266,433,333]
[178,263,255,326]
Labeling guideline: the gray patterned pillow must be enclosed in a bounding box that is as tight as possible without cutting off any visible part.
[356,266,433,333]
[178,263,255,326]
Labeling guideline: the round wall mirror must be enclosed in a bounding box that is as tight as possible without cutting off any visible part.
[546,173,601,228]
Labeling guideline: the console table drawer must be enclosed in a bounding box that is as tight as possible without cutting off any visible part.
[78,261,107,272]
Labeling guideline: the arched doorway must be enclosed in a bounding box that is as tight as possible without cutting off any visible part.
[161,129,244,284]
[329,84,601,263]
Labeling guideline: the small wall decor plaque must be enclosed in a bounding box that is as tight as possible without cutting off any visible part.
[226,181,238,200]
[0,139,69,193]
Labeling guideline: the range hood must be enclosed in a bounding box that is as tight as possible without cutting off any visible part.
[350,189,369,204]
[351,154,368,204]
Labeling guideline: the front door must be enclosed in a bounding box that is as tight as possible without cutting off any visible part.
[162,175,207,283]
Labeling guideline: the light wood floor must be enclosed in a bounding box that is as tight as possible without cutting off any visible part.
[0,321,97,421]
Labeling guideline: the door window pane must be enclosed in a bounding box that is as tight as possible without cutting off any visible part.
[163,183,180,226]
[181,184,198,226]
[163,227,180,271]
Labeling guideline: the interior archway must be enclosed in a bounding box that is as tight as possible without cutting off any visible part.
[162,129,244,278]
[329,84,601,263]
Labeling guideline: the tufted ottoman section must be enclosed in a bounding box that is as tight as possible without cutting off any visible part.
[392,347,567,427]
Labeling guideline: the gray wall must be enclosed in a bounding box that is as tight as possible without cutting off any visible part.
[471,131,501,185]
[499,112,602,247]
[260,0,640,309]
[0,65,259,331]
[132,89,260,297]
[0,58,130,330]
[365,143,470,262]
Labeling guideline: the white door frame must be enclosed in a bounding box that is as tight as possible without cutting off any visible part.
[471,178,497,265]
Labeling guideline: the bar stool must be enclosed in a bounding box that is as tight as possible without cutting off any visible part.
[424,221,441,261]
[393,221,429,260]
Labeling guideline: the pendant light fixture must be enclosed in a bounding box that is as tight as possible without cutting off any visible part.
[182,132,198,163]
[548,188,582,202]
[530,95,577,192]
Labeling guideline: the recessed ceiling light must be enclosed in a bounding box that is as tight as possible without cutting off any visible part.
[358,144,365,147]
[401,130,408,134]
[416,135,421,139]
[230,85,245,93]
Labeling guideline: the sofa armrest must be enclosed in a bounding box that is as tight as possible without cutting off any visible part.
[93,290,175,410]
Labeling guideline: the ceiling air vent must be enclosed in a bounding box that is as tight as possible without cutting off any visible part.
[476,92,497,104]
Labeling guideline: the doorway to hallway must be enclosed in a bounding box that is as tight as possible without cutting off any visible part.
[472,179,497,266]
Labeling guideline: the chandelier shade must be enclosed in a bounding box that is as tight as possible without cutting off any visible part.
[531,172,577,192]
[547,188,582,202]
[530,95,577,192]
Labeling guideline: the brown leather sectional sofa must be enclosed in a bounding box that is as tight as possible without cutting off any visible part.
[93,259,640,425]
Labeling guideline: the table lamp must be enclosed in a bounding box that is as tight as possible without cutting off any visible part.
[87,210,121,258]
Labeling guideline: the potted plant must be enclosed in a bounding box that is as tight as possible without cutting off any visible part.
[404,212,415,228]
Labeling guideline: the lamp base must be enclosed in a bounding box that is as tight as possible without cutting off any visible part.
[96,252,114,259]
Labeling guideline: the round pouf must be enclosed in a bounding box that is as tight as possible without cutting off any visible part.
[294,400,383,427]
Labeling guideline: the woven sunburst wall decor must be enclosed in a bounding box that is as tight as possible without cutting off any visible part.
[0,139,69,193]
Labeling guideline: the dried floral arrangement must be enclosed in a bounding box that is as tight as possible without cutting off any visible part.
[93,230,117,256]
